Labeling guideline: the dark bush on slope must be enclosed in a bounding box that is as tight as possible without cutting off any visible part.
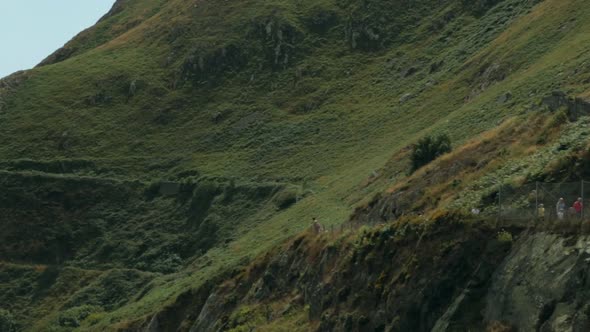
[411,134,452,172]
[0,309,18,332]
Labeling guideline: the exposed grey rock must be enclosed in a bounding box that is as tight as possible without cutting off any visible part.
[485,233,590,332]
[145,315,161,332]
[346,24,381,50]
[432,273,475,332]
[262,17,299,68]
[399,93,414,104]
[180,44,246,84]
[542,90,568,110]
[402,66,418,77]
[190,293,223,332]
[0,71,29,112]
[425,79,438,88]
[497,91,513,104]
[540,91,590,120]
[468,62,507,100]
[38,46,77,67]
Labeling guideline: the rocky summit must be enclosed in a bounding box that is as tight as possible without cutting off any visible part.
[3,0,590,331]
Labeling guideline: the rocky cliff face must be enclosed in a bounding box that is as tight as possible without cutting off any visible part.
[486,232,590,331]
[141,221,590,332]
[142,217,513,331]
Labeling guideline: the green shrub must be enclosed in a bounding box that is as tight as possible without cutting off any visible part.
[58,305,102,328]
[410,134,452,172]
[0,309,18,332]
[63,270,153,311]
[150,253,183,274]
[497,230,513,242]
[272,187,299,210]
[549,108,569,128]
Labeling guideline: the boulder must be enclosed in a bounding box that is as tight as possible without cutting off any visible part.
[540,91,590,121]
[399,93,414,104]
[497,92,513,104]
[402,66,418,77]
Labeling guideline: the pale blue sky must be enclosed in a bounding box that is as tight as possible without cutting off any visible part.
[0,1,116,78]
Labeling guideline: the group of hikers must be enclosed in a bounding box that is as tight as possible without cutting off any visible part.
[311,197,585,233]
[538,197,584,220]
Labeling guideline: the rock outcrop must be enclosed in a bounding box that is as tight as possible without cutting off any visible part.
[141,221,590,332]
[146,219,512,331]
[485,232,590,331]
[0,71,28,113]
[541,91,590,121]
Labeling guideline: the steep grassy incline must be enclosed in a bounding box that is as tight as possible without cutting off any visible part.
[3,0,590,330]
[0,0,549,181]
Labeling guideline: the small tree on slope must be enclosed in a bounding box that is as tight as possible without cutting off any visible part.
[410,134,452,172]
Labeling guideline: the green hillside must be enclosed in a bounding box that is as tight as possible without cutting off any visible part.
[3,0,590,330]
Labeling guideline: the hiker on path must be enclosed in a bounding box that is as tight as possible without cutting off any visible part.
[538,204,545,222]
[573,197,583,218]
[556,198,566,220]
[311,218,323,234]
[528,190,537,209]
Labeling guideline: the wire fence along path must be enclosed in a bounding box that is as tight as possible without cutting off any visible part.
[498,180,590,226]
[308,181,590,236]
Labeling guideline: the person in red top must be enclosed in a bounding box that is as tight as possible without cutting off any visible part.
[573,197,583,218]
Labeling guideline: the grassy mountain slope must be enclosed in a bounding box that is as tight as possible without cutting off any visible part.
[3,0,590,330]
